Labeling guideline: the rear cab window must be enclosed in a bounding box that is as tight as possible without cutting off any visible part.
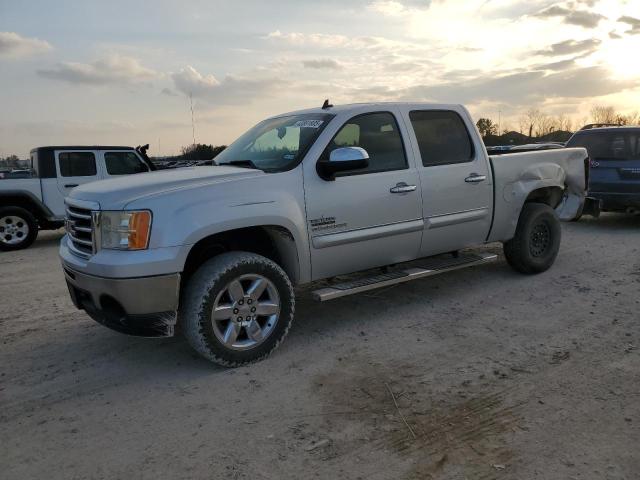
[58,152,97,177]
[104,151,149,175]
[409,110,475,167]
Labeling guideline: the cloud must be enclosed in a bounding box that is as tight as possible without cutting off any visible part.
[160,87,179,96]
[38,54,157,85]
[302,59,342,70]
[368,0,432,16]
[265,30,416,53]
[350,66,638,107]
[369,0,409,16]
[534,5,605,28]
[535,38,601,56]
[171,65,280,104]
[0,32,52,59]
[618,15,640,35]
[533,58,577,71]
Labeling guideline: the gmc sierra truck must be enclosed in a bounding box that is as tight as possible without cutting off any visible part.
[0,145,153,250]
[60,102,594,367]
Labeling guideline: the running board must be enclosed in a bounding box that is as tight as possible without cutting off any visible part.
[312,253,498,302]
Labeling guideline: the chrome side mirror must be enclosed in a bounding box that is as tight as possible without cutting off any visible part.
[317,147,369,181]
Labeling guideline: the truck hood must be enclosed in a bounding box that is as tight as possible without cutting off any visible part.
[68,166,265,208]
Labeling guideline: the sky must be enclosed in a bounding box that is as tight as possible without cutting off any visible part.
[1,0,639,157]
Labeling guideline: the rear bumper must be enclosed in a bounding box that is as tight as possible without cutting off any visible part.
[63,265,180,337]
[590,192,640,210]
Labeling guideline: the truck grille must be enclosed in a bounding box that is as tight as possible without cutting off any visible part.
[66,206,94,257]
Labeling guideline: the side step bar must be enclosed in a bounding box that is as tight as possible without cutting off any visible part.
[312,253,498,302]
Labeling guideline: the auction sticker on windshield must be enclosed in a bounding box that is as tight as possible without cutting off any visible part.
[293,120,324,128]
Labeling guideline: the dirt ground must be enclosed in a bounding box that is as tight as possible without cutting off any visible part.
[1,214,639,480]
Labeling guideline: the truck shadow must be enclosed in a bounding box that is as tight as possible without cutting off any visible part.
[572,212,640,231]
[34,229,65,248]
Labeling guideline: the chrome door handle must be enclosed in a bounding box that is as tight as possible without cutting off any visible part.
[464,174,486,183]
[390,182,417,194]
[64,184,79,188]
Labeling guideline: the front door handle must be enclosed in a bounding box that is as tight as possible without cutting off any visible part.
[64,183,79,188]
[390,182,417,194]
[464,174,486,184]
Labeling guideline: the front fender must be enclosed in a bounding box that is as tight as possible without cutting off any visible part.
[125,167,312,284]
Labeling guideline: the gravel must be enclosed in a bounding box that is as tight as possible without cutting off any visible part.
[1,214,639,479]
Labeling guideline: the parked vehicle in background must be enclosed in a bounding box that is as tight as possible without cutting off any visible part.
[61,101,593,367]
[0,169,33,179]
[0,145,154,251]
[566,125,640,214]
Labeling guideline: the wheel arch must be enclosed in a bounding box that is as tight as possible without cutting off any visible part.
[0,191,56,225]
[181,224,302,287]
[523,186,564,209]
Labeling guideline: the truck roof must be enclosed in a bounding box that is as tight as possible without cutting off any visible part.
[575,126,640,133]
[271,102,466,118]
[31,145,135,153]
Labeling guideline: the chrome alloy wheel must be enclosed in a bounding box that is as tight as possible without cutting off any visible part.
[0,215,30,246]
[211,274,281,351]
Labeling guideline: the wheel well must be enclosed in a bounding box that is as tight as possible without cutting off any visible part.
[0,195,47,223]
[182,226,299,286]
[524,187,564,209]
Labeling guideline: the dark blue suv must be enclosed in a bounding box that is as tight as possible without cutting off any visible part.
[566,126,640,213]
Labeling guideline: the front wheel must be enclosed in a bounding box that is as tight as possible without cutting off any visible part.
[180,252,295,367]
[503,202,561,274]
[0,206,38,251]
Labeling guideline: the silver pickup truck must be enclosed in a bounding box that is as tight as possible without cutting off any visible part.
[60,102,593,367]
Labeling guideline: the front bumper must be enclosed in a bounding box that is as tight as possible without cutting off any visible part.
[63,266,180,337]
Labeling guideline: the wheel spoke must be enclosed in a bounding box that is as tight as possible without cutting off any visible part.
[247,278,268,301]
[246,319,264,342]
[222,322,241,345]
[227,280,245,302]
[213,304,234,320]
[255,302,279,316]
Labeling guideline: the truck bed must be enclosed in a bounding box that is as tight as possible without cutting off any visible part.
[487,147,589,242]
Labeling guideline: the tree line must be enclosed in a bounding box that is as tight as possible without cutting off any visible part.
[476,105,640,141]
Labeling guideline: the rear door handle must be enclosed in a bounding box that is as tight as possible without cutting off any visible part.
[464,174,486,183]
[390,182,417,194]
[64,184,79,188]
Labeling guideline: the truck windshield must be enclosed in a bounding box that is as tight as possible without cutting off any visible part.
[215,113,334,172]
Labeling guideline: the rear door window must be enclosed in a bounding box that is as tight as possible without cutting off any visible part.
[104,152,149,175]
[409,110,474,167]
[59,152,97,177]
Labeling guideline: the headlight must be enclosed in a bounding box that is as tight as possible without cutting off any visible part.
[99,210,152,250]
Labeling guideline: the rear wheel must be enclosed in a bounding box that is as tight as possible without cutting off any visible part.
[180,252,295,367]
[0,207,38,251]
[503,202,561,274]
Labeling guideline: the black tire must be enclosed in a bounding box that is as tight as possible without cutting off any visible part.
[180,251,295,367]
[503,202,561,274]
[0,206,38,251]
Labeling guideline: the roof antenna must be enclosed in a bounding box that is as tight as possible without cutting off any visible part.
[322,99,333,109]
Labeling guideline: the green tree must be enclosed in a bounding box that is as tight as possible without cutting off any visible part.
[180,144,227,160]
[476,118,497,137]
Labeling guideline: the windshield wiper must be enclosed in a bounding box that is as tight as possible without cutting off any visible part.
[217,159,261,170]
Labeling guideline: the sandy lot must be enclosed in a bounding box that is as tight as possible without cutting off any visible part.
[1,214,639,480]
